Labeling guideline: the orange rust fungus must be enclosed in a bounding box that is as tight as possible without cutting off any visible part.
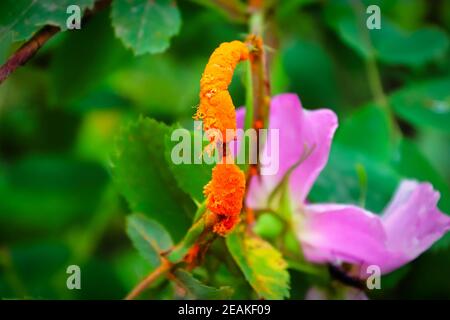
[194,40,249,143]
[213,215,241,236]
[184,243,200,266]
[204,163,245,235]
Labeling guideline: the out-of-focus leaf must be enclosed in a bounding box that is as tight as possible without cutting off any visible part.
[113,251,150,291]
[282,40,340,108]
[335,104,393,161]
[74,258,127,299]
[326,2,449,67]
[50,10,130,107]
[310,143,400,212]
[226,229,290,300]
[76,109,125,164]
[0,241,70,299]
[110,117,195,241]
[254,213,284,240]
[0,0,95,64]
[396,247,450,299]
[374,24,449,67]
[0,155,108,233]
[111,0,181,55]
[126,213,173,267]
[110,56,201,120]
[390,77,450,133]
[173,269,233,300]
[164,128,213,203]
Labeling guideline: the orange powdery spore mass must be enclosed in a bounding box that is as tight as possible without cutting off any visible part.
[195,41,249,143]
[204,163,245,235]
[213,215,240,236]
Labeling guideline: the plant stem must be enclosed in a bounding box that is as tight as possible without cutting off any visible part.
[244,5,271,226]
[365,56,388,108]
[352,0,400,139]
[125,258,173,300]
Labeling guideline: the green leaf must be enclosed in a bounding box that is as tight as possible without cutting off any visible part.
[50,9,130,107]
[310,143,400,213]
[0,155,108,233]
[226,229,290,300]
[126,213,173,267]
[111,0,181,55]
[111,117,195,241]
[327,2,449,67]
[390,77,450,133]
[0,0,95,64]
[374,25,449,67]
[164,128,213,203]
[0,241,71,299]
[254,213,284,240]
[335,104,393,161]
[282,39,340,108]
[173,269,233,300]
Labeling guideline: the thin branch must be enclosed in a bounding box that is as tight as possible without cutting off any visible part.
[0,0,111,85]
[243,8,271,226]
[0,26,59,84]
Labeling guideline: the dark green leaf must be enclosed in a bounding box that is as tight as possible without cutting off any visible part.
[111,117,195,241]
[111,0,181,55]
[164,128,213,203]
[0,155,108,232]
[390,77,450,133]
[327,2,449,67]
[50,9,130,107]
[282,40,340,108]
[335,104,393,161]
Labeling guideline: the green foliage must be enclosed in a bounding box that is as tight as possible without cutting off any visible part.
[282,39,340,108]
[126,213,173,267]
[226,229,290,300]
[390,77,450,133]
[325,1,449,67]
[1,0,449,300]
[254,213,284,240]
[111,117,195,241]
[164,129,213,203]
[0,155,108,232]
[0,241,71,299]
[173,269,234,300]
[111,0,181,55]
[50,9,130,107]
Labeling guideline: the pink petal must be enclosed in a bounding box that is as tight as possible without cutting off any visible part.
[298,204,390,268]
[297,181,450,275]
[381,180,450,271]
[244,93,338,210]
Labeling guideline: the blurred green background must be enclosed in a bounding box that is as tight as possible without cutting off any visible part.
[0,0,449,299]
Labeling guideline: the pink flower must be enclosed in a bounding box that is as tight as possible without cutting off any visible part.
[237,93,450,276]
